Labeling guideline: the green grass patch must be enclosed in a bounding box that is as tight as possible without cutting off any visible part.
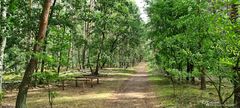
[102,68,136,77]
[3,73,22,82]
[148,69,234,108]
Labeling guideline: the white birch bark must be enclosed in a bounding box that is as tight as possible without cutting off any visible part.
[0,0,7,91]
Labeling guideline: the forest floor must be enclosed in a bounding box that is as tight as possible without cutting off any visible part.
[148,68,234,108]
[2,63,161,108]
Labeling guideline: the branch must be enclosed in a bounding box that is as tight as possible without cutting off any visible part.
[206,73,219,92]
[223,90,234,104]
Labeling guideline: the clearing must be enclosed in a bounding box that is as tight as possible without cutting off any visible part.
[3,63,161,108]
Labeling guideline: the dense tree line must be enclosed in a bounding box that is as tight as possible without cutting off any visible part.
[3,0,240,107]
[1,0,144,107]
[146,0,240,107]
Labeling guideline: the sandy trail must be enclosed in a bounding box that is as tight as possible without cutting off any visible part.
[105,63,161,108]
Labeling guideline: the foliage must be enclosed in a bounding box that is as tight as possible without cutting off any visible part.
[146,0,240,107]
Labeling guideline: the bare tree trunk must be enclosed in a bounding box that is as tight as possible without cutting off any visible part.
[234,57,240,108]
[41,0,57,73]
[186,60,194,84]
[0,38,6,91]
[71,44,74,69]
[200,67,206,90]
[0,0,7,92]
[101,34,119,69]
[82,0,93,70]
[66,43,72,71]
[94,30,105,76]
[57,52,62,74]
[82,45,86,69]
[77,48,81,70]
[15,0,52,107]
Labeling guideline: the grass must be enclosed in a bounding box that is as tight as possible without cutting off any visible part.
[3,73,22,81]
[2,68,136,108]
[102,68,136,77]
[148,68,234,108]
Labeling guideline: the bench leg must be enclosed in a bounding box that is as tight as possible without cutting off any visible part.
[62,81,65,90]
[75,79,78,87]
[97,78,99,84]
[82,81,85,91]
[91,79,93,88]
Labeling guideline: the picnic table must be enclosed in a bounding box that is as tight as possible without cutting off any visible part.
[61,75,100,90]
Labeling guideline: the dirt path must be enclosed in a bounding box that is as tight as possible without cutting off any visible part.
[105,63,161,108]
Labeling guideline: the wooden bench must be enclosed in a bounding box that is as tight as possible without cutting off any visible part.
[75,75,99,88]
[3,80,21,90]
[61,75,100,90]
[61,79,87,90]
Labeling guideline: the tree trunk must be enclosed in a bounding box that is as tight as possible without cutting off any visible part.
[71,44,74,69]
[0,0,7,92]
[77,48,81,70]
[94,51,101,76]
[200,67,206,90]
[94,29,105,76]
[101,60,107,69]
[101,34,120,69]
[234,57,240,108]
[40,0,57,73]
[15,0,52,107]
[234,73,240,108]
[186,60,194,84]
[229,3,240,108]
[82,45,86,69]
[57,52,62,74]
[0,37,6,92]
[66,42,72,71]
[81,21,89,70]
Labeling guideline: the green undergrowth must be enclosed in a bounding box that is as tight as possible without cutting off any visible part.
[102,68,136,77]
[148,68,234,108]
[2,68,135,82]
[3,73,22,82]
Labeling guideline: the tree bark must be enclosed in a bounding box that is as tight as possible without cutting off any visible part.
[186,60,194,84]
[200,67,206,90]
[57,52,62,74]
[0,37,6,91]
[234,57,240,108]
[82,0,92,69]
[100,35,119,69]
[0,0,7,92]
[229,3,240,108]
[94,30,105,76]
[77,47,81,70]
[15,0,52,107]
[66,42,72,71]
[82,45,86,69]
[41,0,57,73]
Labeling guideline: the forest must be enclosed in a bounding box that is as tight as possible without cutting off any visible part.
[0,0,239,108]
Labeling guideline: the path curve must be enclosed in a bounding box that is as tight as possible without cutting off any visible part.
[105,63,161,108]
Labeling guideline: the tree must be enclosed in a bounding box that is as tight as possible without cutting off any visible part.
[0,0,7,92]
[15,0,52,107]
[229,2,240,107]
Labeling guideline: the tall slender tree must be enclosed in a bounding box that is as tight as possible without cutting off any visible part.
[0,0,7,92]
[15,0,52,107]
